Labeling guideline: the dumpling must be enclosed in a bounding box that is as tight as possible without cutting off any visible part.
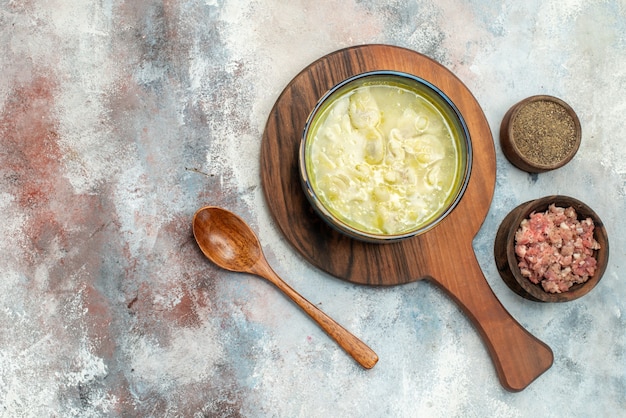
[349,88,380,129]
[363,129,385,165]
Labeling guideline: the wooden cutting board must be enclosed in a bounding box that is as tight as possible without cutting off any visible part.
[260,44,552,391]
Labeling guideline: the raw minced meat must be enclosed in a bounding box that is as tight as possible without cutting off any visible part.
[514,204,600,293]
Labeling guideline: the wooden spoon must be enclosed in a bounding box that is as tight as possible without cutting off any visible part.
[192,206,379,369]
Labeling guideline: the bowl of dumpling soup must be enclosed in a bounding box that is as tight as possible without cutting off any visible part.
[299,71,472,243]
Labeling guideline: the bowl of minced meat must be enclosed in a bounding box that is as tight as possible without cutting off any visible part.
[494,195,609,302]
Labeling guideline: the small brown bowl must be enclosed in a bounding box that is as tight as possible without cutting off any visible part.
[494,195,609,302]
[500,95,581,173]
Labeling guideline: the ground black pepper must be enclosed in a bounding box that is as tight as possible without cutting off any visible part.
[511,100,577,166]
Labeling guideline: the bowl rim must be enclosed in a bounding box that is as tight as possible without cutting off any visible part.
[496,195,609,302]
[500,95,582,173]
[298,70,473,243]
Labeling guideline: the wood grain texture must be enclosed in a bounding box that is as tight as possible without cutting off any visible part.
[261,44,493,286]
[193,207,379,369]
[260,44,553,391]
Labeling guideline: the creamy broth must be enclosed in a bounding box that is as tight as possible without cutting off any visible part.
[305,82,463,235]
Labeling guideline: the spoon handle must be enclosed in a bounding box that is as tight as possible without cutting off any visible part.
[253,261,379,369]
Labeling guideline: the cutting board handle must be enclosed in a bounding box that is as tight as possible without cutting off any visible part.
[430,250,553,392]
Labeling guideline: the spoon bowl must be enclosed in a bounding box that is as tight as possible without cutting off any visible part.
[194,207,262,272]
[192,206,379,369]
